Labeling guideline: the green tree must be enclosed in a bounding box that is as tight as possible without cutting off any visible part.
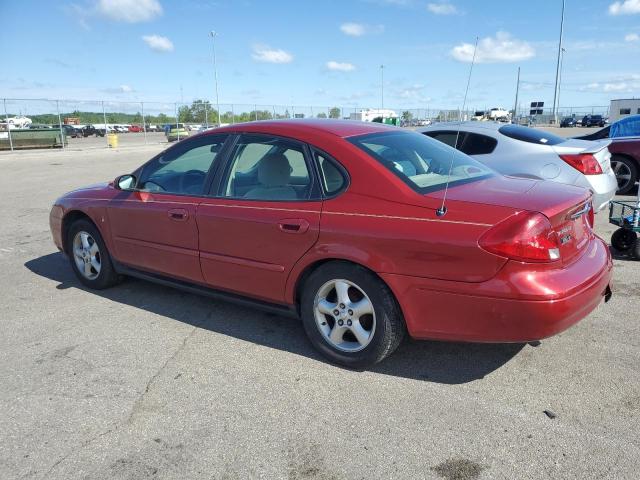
[316,112,327,119]
[401,110,413,123]
[329,107,341,119]
[177,105,194,123]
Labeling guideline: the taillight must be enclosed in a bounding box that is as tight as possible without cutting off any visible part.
[479,212,560,263]
[559,153,602,175]
[587,204,594,228]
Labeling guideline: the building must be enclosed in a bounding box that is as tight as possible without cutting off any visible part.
[609,98,640,122]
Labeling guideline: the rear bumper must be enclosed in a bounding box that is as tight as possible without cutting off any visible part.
[578,171,617,212]
[382,236,613,343]
[49,205,64,252]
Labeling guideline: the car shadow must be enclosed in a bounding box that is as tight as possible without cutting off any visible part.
[25,252,525,385]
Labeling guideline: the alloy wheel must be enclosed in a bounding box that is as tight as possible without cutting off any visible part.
[72,231,101,280]
[313,279,376,352]
[611,160,633,191]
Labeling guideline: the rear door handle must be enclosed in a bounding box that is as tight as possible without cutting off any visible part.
[168,208,188,221]
[278,219,309,234]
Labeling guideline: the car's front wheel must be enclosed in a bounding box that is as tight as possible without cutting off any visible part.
[68,219,121,289]
[300,262,405,369]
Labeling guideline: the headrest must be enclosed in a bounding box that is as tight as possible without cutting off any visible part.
[258,153,292,187]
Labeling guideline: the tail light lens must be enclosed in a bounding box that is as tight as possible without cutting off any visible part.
[559,153,602,175]
[587,204,594,228]
[479,212,560,263]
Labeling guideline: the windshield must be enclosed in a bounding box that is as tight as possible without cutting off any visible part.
[349,131,494,193]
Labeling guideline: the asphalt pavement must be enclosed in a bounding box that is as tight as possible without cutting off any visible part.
[0,138,638,480]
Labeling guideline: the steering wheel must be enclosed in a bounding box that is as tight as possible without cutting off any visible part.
[179,170,206,194]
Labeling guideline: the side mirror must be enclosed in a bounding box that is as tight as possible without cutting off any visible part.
[114,174,136,191]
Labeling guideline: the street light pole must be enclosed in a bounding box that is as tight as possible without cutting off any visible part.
[552,0,565,125]
[209,30,221,126]
[558,47,566,118]
[380,64,384,110]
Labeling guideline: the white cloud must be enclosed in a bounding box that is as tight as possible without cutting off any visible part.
[97,0,163,23]
[142,34,174,52]
[251,45,293,64]
[451,31,535,63]
[326,61,356,72]
[396,84,431,102]
[609,0,640,15]
[579,74,640,93]
[427,2,458,15]
[339,22,384,36]
[103,84,135,94]
[625,33,640,41]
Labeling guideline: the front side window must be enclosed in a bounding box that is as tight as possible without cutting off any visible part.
[138,135,227,195]
[349,131,494,193]
[222,135,312,201]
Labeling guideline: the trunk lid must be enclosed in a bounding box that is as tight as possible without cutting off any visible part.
[428,175,593,264]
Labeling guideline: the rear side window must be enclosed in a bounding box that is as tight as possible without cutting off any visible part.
[498,124,565,146]
[458,132,497,155]
[424,130,497,155]
[315,151,347,196]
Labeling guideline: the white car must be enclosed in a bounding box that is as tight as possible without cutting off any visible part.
[419,122,617,212]
[487,107,511,122]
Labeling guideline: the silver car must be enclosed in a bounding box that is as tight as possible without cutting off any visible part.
[418,122,617,212]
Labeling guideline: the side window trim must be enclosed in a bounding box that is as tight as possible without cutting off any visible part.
[310,147,350,199]
[212,133,322,202]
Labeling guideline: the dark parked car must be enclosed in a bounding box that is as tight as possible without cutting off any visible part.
[49,120,612,368]
[82,125,106,137]
[560,117,577,128]
[576,114,640,194]
[53,124,82,138]
[582,115,605,128]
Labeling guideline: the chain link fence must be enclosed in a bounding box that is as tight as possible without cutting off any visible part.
[1,97,610,151]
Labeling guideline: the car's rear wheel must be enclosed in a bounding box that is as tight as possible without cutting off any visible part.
[68,219,120,289]
[300,262,405,369]
[611,228,637,252]
[611,155,638,195]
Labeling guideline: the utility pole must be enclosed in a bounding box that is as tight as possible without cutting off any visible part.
[513,67,521,123]
[380,64,384,110]
[558,48,566,118]
[552,0,565,125]
[209,30,222,126]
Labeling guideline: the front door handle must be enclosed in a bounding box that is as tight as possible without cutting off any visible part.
[278,219,310,234]
[168,208,188,221]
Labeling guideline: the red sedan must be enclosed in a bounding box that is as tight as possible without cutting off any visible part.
[49,120,613,368]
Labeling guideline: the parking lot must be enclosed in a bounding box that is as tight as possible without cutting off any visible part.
[1,134,639,479]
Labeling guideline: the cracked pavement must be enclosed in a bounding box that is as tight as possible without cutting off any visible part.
[1,140,639,479]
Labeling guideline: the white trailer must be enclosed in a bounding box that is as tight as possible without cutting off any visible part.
[349,109,398,123]
[609,98,640,122]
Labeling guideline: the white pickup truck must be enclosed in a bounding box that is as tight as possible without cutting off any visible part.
[487,107,511,122]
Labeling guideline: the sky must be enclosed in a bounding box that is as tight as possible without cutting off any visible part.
[1,0,639,113]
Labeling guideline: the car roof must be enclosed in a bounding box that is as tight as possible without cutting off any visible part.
[211,119,400,138]
[418,121,503,134]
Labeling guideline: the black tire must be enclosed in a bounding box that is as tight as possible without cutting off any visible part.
[611,155,638,195]
[633,237,640,260]
[300,261,406,369]
[611,228,637,252]
[67,219,121,289]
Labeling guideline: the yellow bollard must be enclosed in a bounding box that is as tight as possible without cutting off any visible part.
[107,133,119,148]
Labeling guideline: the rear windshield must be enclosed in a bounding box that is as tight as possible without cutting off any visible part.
[498,124,566,145]
[348,131,494,193]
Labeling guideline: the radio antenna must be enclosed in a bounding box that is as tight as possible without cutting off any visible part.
[436,36,479,217]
